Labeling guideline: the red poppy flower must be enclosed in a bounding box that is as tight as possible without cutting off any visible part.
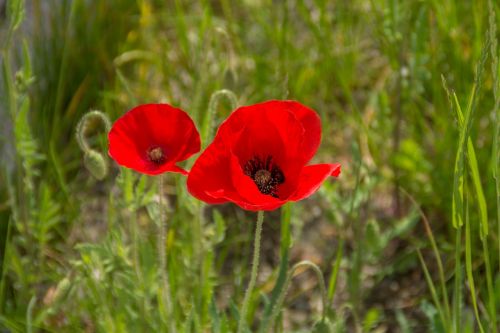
[187,100,341,211]
[108,103,200,175]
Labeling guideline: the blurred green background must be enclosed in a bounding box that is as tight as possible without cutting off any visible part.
[0,0,499,332]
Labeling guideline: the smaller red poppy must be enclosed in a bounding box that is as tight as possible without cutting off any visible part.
[187,100,341,211]
[108,103,200,175]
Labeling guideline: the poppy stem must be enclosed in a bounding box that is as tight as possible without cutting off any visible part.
[203,89,238,147]
[75,110,111,180]
[158,175,175,333]
[237,210,264,333]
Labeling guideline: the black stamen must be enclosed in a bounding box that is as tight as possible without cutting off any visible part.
[244,155,285,198]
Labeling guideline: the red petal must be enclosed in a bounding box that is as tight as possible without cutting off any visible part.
[280,100,322,163]
[330,163,341,177]
[187,141,233,204]
[289,163,341,201]
[215,100,321,165]
[164,164,189,175]
[207,189,285,211]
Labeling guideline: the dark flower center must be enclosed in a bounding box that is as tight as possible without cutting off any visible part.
[147,146,166,164]
[244,156,285,198]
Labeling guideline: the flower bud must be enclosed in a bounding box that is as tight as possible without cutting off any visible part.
[84,150,108,180]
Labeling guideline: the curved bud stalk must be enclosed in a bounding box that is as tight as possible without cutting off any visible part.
[266,260,329,333]
[203,89,238,147]
[76,110,111,180]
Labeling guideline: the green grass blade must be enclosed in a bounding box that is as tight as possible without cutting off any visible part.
[451,87,489,239]
[402,188,451,328]
[483,0,500,333]
[487,0,500,277]
[453,227,462,333]
[327,238,344,304]
[464,188,485,333]
[417,249,448,330]
[451,91,469,229]
[465,140,488,238]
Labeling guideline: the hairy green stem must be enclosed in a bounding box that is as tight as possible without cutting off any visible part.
[75,110,111,154]
[132,209,141,280]
[75,110,111,180]
[267,260,328,332]
[237,210,264,333]
[158,175,175,333]
[203,89,238,147]
[258,203,292,333]
[194,201,205,319]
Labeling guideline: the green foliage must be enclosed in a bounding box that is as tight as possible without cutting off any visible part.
[0,0,499,332]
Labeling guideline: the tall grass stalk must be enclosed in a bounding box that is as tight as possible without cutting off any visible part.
[403,188,451,329]
[487,0,500,276]
[449,26,492,331]
[416,249,448,330]
[487,0,500,322]
[464,179,485,333]
[453,227,462,333]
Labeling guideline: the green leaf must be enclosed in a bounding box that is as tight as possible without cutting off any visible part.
[362,308,382,332]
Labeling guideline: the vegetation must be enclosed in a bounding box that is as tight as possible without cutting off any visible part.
[0,0,498,332]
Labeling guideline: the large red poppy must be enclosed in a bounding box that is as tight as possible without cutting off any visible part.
[108,103,200,175]
[187,100,341,211]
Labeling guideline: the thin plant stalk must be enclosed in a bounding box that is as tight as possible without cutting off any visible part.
[487,0,500,277]
[258,203,292,333]
[489,3,500,324]
[237,210,264,333]
[203,89,238,147]
[131,209,141,280]
[194,201,205,321]
[131,206,150,326]
[417,249,448,330]
[267,260,329,332]
[401,189,451,327]
[481,238,496,332]
[158,175,175,333]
